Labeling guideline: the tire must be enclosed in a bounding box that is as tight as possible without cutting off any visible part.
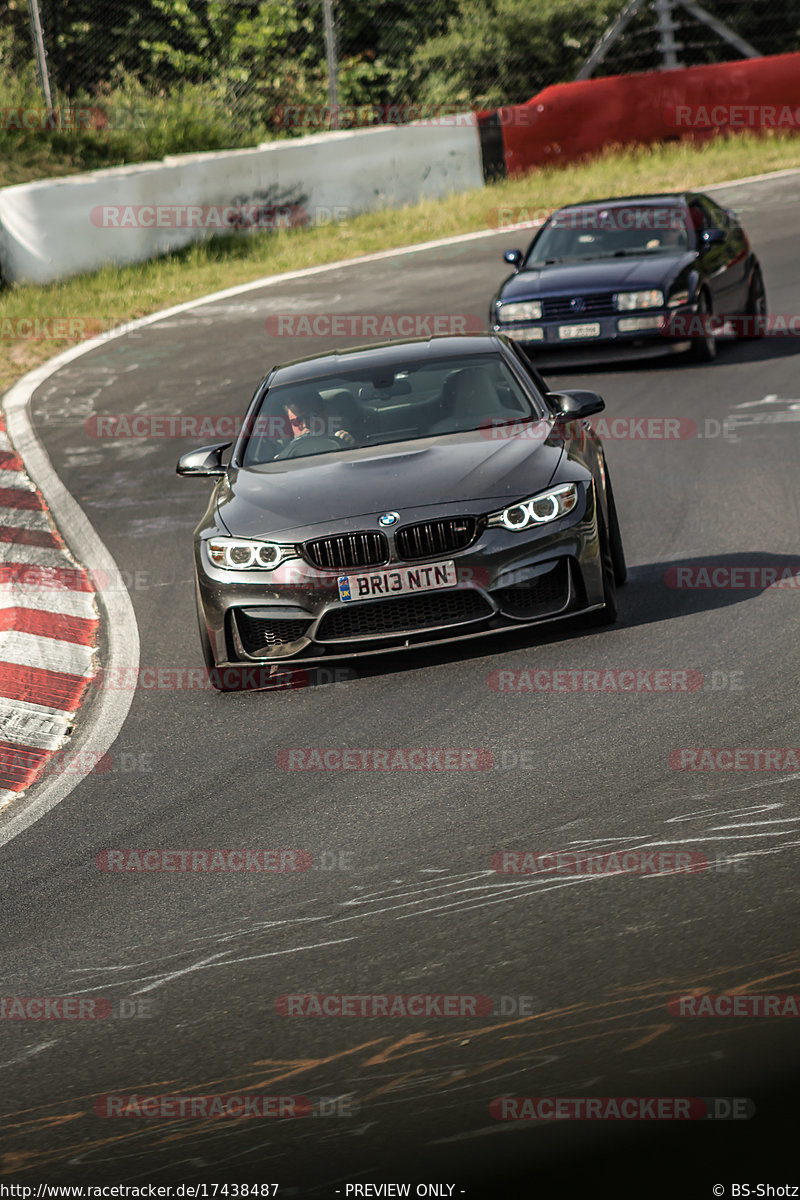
[744,267,767,330]
[583,510,619,627]
[688,291,717,363]
[605,473,627,586]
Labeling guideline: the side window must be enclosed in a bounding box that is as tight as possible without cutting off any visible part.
[704,197,734,234]
[694,197,724,232]
[504,342,548,414]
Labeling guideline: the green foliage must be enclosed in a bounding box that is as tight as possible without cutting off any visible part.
[413,0,624,108]
[2,0,800,180]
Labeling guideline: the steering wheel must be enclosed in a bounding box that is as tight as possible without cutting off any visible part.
[274,433,345,460]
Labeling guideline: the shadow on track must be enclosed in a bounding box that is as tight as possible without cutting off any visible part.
[540,333,800,378]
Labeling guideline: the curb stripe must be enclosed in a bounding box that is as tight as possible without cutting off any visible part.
[0,662,92,712]
[0,739,50,791]
[0,507,53,531]
[0,487,45,511]
[0,608,97,646]
[0,527,61,549]
[0,452,24,471]
[0,587,98,619]
[0,564,92,591]
[0,631,95,676]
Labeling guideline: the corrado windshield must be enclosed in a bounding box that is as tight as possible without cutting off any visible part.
[524,205,692,266]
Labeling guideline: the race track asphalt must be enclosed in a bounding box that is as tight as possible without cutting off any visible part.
[1,171,799,1197]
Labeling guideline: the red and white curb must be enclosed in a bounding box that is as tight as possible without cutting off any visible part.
[0,413,99,809]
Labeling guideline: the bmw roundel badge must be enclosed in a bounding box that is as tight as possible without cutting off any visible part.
[378,512,399,527]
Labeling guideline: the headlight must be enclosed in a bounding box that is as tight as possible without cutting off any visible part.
[496,300,543,322]
[667,289,690,307]
[487,483,579,531]
[615,290,664,311]
[206,538,296,570]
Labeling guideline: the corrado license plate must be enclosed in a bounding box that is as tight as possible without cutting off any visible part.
[338,559,457,602]
[558,322,601,339]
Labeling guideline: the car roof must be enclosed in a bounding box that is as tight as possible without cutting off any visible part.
[269,335,505,384]
[554,193,692,212]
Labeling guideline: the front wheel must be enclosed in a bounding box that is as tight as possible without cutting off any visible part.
[744,267,767,329]
[688,291,717,363]
[583,512,618,627]
[605,473,627,586]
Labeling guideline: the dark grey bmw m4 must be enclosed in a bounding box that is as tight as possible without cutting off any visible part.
[177,335,626,689]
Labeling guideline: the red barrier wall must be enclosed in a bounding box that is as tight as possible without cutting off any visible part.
[498,52,800,176]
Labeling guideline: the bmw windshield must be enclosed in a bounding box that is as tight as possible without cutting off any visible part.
[240,354,543,466]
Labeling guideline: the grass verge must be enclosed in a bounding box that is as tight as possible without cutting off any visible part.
[1,131,799,398]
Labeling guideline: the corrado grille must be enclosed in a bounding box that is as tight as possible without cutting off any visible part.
[317,590,492,641]
[304,531,388,570]
[235,611,310,655]
[493,560,570,618]
[395,517,477,561]
[542,293,616,320]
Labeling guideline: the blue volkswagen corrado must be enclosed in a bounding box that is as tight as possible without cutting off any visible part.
[491,192,766,366]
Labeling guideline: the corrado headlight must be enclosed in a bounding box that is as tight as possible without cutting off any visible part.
[487,483,579,531]
[206,537,296,570]
[615,289,664,311]
[496,300,543,322]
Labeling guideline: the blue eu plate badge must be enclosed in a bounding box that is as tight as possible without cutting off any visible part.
[338,575,353,602]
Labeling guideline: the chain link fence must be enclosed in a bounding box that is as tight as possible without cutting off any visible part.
[2,0,800,159]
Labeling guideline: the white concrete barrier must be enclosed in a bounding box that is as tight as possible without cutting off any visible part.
[0,119,483,285]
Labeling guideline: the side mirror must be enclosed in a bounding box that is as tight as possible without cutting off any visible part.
[548,390,605,420]
[700,228,725,248]
[176,441,231,477]
[504,249,523,269]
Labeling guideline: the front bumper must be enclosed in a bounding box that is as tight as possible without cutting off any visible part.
[493,309,692,366]
[195,490,605,667]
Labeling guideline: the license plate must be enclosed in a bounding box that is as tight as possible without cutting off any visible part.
[558,322,601,340]
[338,559,457,602]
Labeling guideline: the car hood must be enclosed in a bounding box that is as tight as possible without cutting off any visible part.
[498,252,695,299]
[215,428,565,539]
